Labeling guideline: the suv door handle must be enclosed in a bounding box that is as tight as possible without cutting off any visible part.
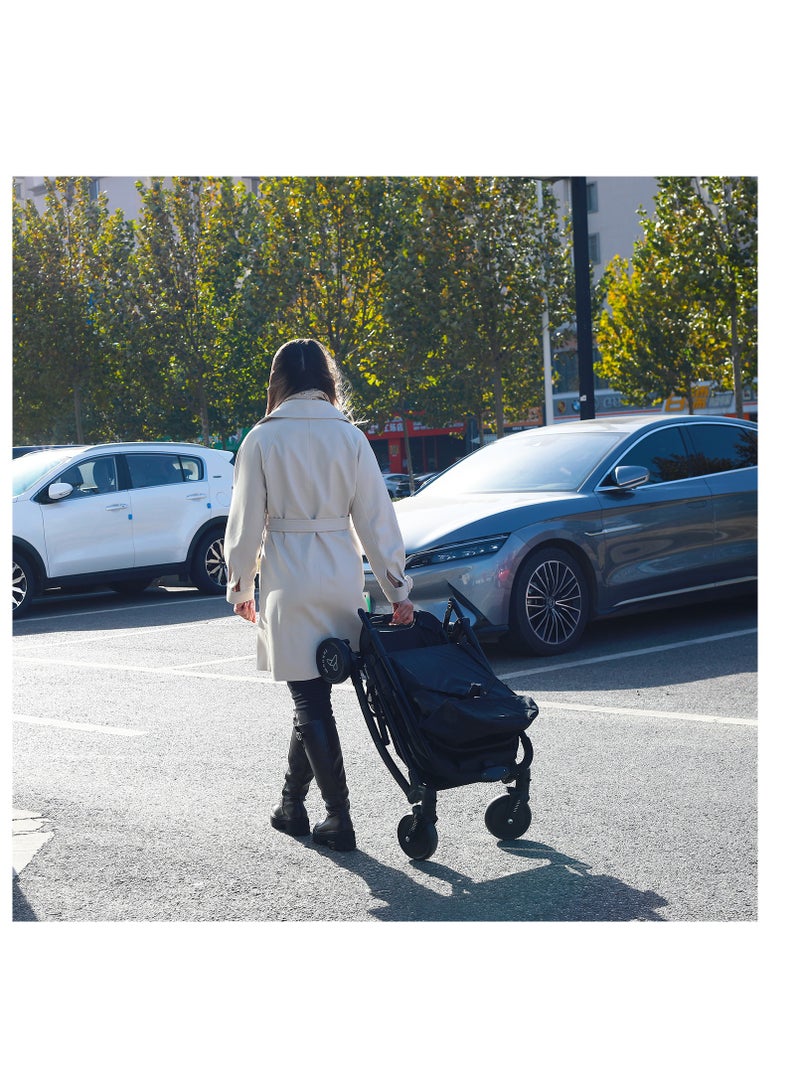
[186,493,206,500]
[105,503,129,511]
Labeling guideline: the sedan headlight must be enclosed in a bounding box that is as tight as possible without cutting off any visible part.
[405,534,510,569]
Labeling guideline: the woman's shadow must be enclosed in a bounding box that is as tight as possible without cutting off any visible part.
[323,839,668,922]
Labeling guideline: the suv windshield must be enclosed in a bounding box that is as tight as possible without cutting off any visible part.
[12,448,81,497]
[419,430,622,495]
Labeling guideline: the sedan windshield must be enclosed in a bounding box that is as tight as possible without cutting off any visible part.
[419,430,622,494]
[12,449,79,497]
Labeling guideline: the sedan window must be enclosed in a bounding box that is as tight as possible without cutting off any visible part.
[419,431,621,494]
[684,424,757,475]
[611,427,693,484]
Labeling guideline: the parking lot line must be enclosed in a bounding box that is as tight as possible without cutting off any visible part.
[497,627,757,681]
[13,615,234,650]
[11,594,224,627]
[530,700,756,728]
[13,714,147,736]
[13,654,283,685]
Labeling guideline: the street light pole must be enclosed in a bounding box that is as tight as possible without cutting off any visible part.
[570,177,596,420]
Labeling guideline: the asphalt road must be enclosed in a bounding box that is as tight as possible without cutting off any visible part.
[12,584,758,923]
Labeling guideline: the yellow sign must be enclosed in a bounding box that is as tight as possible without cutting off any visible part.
[664,385,711,412]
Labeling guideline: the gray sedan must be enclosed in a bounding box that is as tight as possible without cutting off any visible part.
[365,414,757,655]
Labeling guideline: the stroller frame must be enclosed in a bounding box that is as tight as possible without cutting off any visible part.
[317,598,534,860]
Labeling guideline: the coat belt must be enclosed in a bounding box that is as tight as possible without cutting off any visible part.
[267,516,350,533]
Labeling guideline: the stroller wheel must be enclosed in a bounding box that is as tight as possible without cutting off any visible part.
[485,793,532,840]
[397,814,438,861]
[316,638,352,684]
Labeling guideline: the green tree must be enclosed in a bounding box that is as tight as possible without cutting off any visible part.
[255,176,393,415]
[131,177,274,445]
[595,177,757,414]
[13,178,135,443]
[369,177,573,441]
[596,252,718,410]
[684,176,757,415]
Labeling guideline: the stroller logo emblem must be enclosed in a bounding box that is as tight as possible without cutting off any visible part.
[322,649,341,675]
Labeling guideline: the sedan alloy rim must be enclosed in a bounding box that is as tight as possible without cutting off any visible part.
[524,558,582,646]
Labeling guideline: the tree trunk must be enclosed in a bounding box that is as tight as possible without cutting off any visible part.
[74,387,85,443]
[402,416,415,493]
[492,358,504,438]
[730,290,744,418]
[199,400,210,446]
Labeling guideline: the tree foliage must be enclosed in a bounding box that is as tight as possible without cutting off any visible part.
[130,177,277,445]
[13,175,758,448]
[596,177,757,412]
[366,177,573,438]
[13,178,135,442]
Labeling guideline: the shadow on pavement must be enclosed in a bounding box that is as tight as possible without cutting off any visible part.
[327,839,668,922]
[12,876,39,922]
[487,595,757,696]
[12,585,231,635]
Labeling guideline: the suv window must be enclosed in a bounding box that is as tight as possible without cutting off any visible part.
[50,456,119,498]
[684,424,757,475]
[612,427,693,485]
[126,453,203,488]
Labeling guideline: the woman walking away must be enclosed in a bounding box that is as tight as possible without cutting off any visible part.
[224,339,414,852]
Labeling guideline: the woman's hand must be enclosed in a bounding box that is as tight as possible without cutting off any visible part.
[233,600,257,623]
[390,599,414,626]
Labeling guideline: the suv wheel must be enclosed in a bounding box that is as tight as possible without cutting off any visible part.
[191,528,228,594]
[12,552,39,618]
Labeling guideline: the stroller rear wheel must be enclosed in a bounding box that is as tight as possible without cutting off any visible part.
[397,813,438,861]
[316,638,352,684]
[485,793,532,840]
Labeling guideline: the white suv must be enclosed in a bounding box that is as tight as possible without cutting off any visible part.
[12,442,235,618]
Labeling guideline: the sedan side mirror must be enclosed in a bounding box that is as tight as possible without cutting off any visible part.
[599,465,650,492]
[48,481,74,501]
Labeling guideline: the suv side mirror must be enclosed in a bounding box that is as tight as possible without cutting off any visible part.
[48,481,74,501]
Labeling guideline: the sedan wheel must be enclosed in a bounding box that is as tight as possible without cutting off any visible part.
[511,546,589,656]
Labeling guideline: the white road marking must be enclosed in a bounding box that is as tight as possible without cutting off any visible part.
[496,628,757,681]
[13,655,282,685]
[331,685,756,727]
[171,653,256,669]
[13,714,147,736]
[12,627,759,711]
[12,810,54,875]
[529,700,756,728]
[12,593,224,627]
[14,614,235,649]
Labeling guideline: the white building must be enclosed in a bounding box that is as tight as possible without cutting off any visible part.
[548,176,657,281]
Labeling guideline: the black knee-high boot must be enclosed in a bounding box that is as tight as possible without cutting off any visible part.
[296,717,356,852]
[270,722,314,836]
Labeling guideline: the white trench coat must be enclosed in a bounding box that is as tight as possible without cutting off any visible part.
[224,394,413,682]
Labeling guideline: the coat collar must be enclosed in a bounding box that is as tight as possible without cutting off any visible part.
[259,398,350,423]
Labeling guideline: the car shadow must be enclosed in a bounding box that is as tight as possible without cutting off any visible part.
[12,584,231,634]
[487,595,757,694]
[323,839,668,922]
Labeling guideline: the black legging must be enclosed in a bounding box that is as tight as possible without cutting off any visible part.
[287,677,334,726]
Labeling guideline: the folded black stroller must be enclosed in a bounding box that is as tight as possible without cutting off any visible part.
[316,598,538,860]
